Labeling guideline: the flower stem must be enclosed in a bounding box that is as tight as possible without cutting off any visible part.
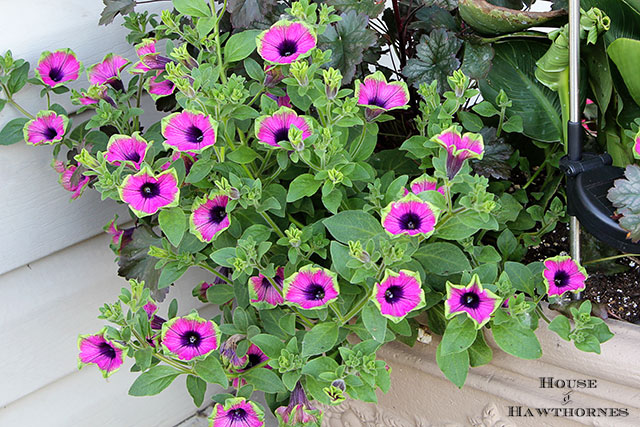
[260,211,286,239]
[199,262,233,285]
[583,253,640,265]
[349,122,368,158]
[1,83,34,118]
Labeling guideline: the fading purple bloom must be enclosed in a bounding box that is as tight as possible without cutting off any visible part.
[275,382,323,426]
[118,167,180,217]
[355,71,409,121]
[104,215,123,253]
[444,275,500,329]
[24,110,67,146]
[88,54,128,91]
[263,64,284,88]
[249,267,285,309]
[432,126,484,180]
[53,161,89,200]
[257,20,317,65]
[284,265,339,310]
[79,85,116,107]
[35,49,80,88]
[238,344,269,372]
[209,398,264,427]
[220,335,247,368]
[373,270,425,322]
[267,92,292,108]
[190,194,230,243]
[162,110,217,153]
[255,107,312,148]
[77,330,124,378]
[543,255,588,297]
[161,313,220,361]
[381,194,439,237]
[105,132,148,170]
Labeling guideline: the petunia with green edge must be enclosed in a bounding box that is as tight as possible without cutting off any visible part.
[189,193,231,243]
[355,71,409,121]
[444,274,501,329]
[542,255,588,297]
[381,193,440,238]
[77,329,125,378]
[249,267,285,309]
[118,167,180,217]
[104,132,148,170]
[257,20,317,65]
[35,49,81,88]
[87,53,128,91]
[209,397,265,427]
[23,110,68,146]
[146,72,175,99]
[284,265,339,310]
[634,130,640,160]
[255,106,312,148]
[404,174,445,197]
[161,312,221,362]
[373,269,425,323]
[432,126,484,180]
[161,110,217,153]
[53,160,89,200]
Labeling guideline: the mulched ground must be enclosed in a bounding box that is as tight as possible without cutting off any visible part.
[523,222,640,324]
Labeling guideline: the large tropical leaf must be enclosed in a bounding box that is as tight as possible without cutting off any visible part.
[478,40,562,143]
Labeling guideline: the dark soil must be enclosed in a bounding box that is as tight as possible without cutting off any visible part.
[524,222,640,324]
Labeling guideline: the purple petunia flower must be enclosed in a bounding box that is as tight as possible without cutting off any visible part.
[249,267,285,309]
[403,174,445,197]
[147,72,175,99]
[87,53,128,91]
[23,110,68,146]
[161,312,220,361]
[444,275,501,329]
[284,265,340,310]
[355,71,409,121]
[78,84,116,107]
[373,270,425,322]
[239,344,269,372]
[161,110,217,153]
[105,132,148,170]
[275,381,323,426]
[257,20,317,65]
[77,330,125,378]
[542,255,588,297]
[267,92,292,108]
[35,49,80,88]
[118,167,180,217]
[432,126,484,180]
[53,161,89,200]
[381,194,439,237]
[209,397,265,427]
[130,39,157,74]
[104,215,123,252]
[634,131,640,160]
[189,194,231,243]
[255,107,312,148]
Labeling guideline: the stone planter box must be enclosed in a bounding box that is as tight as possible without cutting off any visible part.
[322,312,640,426]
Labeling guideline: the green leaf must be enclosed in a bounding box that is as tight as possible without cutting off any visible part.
[330,241,355,282]
[159,207,186,247]
[210,247,237,267]
[302,322,339,357]
[414,242,471,275]
[128,366,181,396]
[435,343,469,388]
[207,284,234,304]
[224,30,261,63]
[287,173,322,202]
[440,315,477,356]
[250,334,285,358]
[227,0,277,29]
[194,354,228,387]
[301,356,339,376]
[472,101,500,118]
[402,29,462,92]
[504,261,534,296]
[492,320,542,360]
[548,315,571,341]
[319,10,377,83]
[157,262,188,289]
[243,367,287,393]
[468,331,493,367]
[186,375,206,407]
[457,111,484,132]
[172,0,211,17]
[461,43,494,80]
[185,159,214,183]
[244,58,264,81]
[497,229,517,258]
[361,301,387,343]
[479,41,562,142]
[327,0,385,17]
[7,62,29,94]
[0,117,28,145]
[322,188,342,214]
[574,334,602,354]
[99,0,135,25]
[323,210,384,246]
[134,348,153,371]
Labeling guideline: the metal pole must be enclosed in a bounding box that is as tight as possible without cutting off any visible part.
[569,0,581,296]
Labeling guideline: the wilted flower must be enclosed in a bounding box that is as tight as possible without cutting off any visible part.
[275,382,323,426]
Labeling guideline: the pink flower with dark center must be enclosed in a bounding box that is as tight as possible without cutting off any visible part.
[257,20,317,65]
[88,53,128,91]
[77,330,124,378]
[118,167,180,217]
[189,194,231,243]
[23,110,67,146]
[542,255,588,297]
[381,194,439,237]
[255,107,312,148]
[208,398,264,427]
[444,275,501,328]
[373,270,425,322]
[355,71,409,121]
[432,126,484,180]
[35,49,80,88]
[161,313,220,361]
[284,265,340,310]
[105,132,148,170]
[162,110,217,153]
[249,267,285,309]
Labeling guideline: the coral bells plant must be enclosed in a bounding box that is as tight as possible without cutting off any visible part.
[0,0,615,424]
